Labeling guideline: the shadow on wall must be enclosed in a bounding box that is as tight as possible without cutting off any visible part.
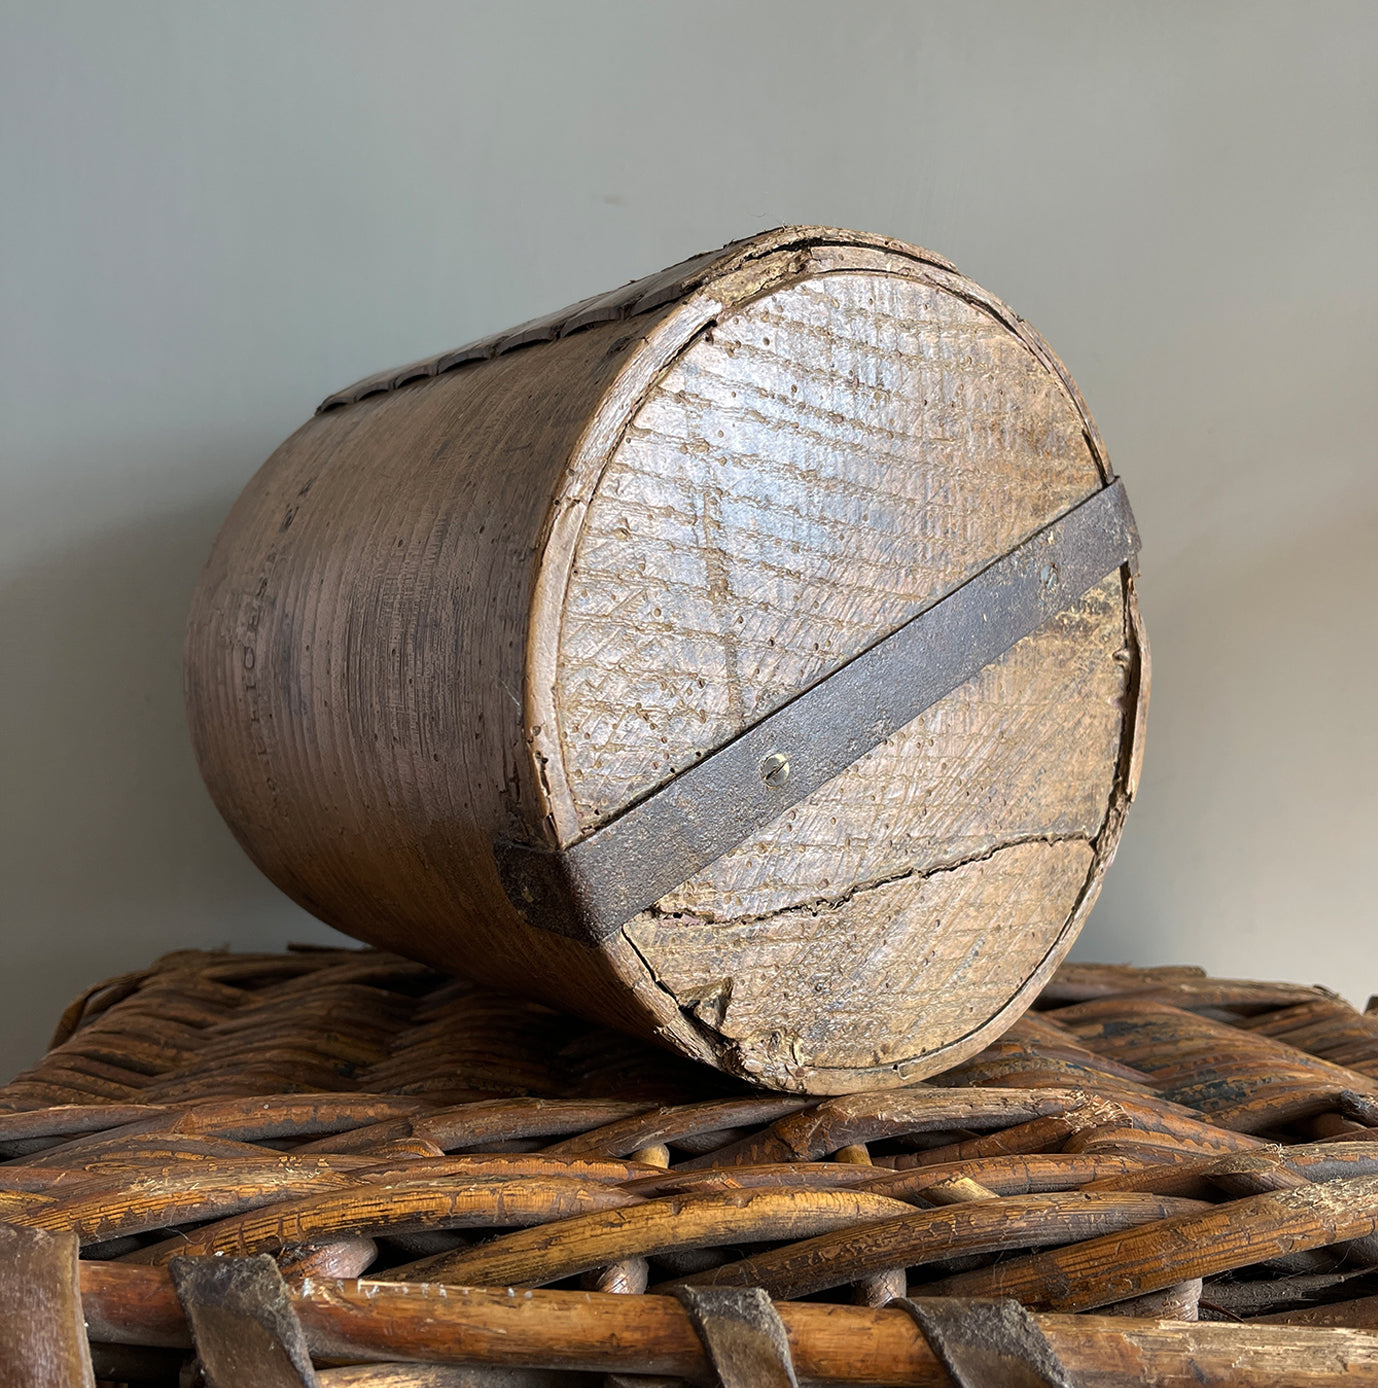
[0,495,341,1080]
[1082,498,1378,1003]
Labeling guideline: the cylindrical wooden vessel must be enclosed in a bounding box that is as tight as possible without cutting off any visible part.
[185,227,1148,1093]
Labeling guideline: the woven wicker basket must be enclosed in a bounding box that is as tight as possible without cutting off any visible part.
[3,949,1378,1386]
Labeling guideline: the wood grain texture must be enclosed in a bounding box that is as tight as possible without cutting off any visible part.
[628,838,1096,1084]
[556,272,1106,823]
[12,952,1378,1382]
[78,1265,1378,1388]
[660,1192,1207,1301]
[185,227,1147,1092]
[384,1187,918,1287]
[644,574,1127,923]
[928,1173,1378,1310]
[0,1224,96,1388]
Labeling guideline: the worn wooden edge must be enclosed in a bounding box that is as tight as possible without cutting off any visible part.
[315,227,962,415]
[511,228,1142,1090]
[183,225,1143,1094]
[0,1223,97,1388]
[525,227,1115,851]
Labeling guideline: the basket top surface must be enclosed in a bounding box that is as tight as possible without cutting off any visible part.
[6,949,1378,1385]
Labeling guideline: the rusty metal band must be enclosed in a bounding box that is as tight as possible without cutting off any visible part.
[497,479,1139,944]
[671,1285,801,1388]
[888,1297,1078,1388]
[170,1254,320,1388]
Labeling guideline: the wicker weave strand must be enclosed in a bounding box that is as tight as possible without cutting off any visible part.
[2,952,1378,1386]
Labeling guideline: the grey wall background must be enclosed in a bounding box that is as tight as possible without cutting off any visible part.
[3,1,1375,1078]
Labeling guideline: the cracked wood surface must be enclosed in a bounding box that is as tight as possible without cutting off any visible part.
[384,1187,918,1287]
[661,1191,1207,1301]
[185,227,1146,1093]
[78,1265,1378,1387]
[629,838,1096,1083]
[554,258,1139,1088]
[640,573,1126,925]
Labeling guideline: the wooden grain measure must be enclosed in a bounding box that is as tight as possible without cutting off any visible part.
[185,226,1149,1093]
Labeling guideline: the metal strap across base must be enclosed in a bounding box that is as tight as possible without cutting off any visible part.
[499,480,1139,943]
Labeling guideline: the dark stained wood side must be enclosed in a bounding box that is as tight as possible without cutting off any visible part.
[0,1223,96,1388]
